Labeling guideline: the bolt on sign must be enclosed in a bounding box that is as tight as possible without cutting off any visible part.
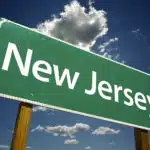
[0,18,150,130]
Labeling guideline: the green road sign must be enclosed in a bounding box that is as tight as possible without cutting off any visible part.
[0,18,150,130]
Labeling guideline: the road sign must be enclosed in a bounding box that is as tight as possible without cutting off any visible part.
[0,18,150,130]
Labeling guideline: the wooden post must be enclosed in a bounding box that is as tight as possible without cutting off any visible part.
[134,128,150,150]
[11,102,33,150]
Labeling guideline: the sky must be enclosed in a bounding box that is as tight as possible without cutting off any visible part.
[0,0,150,149]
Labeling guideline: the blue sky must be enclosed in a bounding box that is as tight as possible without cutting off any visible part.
[0,0,150,149]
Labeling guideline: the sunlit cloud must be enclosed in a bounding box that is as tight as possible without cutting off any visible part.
[92,126,120,135]
[26,146,32,149]
[31,123,90,137]
[98,37,119,53]
[84,146,92,149]
[31,125,44,132]
[132,28,146,40]
[109,141,116,146]
[36,0,123,62]
[0,145,9,149]
[0,145,32,149]
[64,139,79,144]
[37,0,108,51]
[32,106,49,112]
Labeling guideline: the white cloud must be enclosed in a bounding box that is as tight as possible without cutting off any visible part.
[132,29,146,39]
[84,146,92,149]
[64,139,79,144]
[132,28,140,34]
[31,125,44,132]
[98,37,118,52]
[32,106,49,112]
[26,146,32,149]
[32,106,56,115]
[98,37,120,60]
[88,0,95,7]
[31,123,90,137]
[0,145,31,149]
[0,145,9,149]
[92,126,120,135]
[109,141,116,146]
[37,0,108,51]
[8,129,14,134]
[36,0,124,62]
